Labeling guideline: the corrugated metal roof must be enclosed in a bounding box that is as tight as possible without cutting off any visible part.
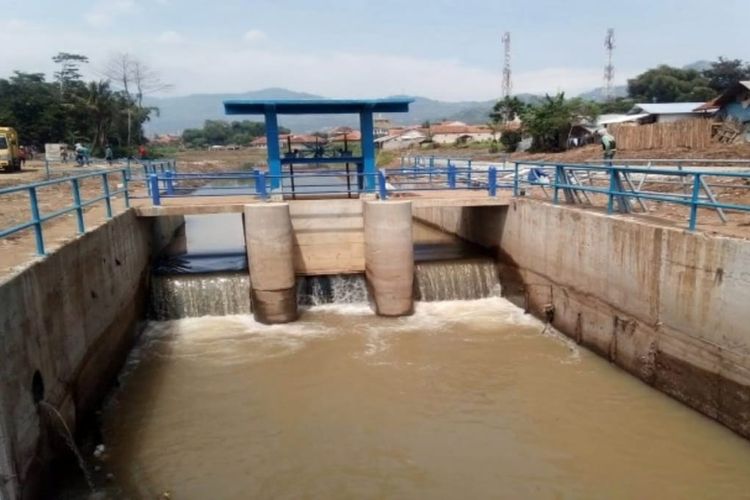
[630,102,709,115]
[695,81,750,110]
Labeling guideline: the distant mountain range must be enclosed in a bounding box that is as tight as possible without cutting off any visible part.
[140,79,665,135]
[143,88,499,135]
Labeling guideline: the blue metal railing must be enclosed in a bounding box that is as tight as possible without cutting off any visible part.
[512,161,750,230]
[0,168,130,255]
[83,156,750,233]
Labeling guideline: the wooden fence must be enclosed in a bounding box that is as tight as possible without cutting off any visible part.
[610,119,713,150]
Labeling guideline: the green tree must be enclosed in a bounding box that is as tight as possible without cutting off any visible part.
[599,97,635,114]
[490,96,526,124]
[521,93,597,152]
[703,57,750,93]
[627,65,715,102]
[181,120,289,148]
[52,52,89,99]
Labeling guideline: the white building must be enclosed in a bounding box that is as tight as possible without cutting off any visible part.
[428,122,498,144]
[628,103,713,123]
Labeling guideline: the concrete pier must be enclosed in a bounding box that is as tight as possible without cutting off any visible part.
[243,203,298,324]
[363,200,414,316]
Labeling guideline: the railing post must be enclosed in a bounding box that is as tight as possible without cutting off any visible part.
[258,171,268,200]
[378,168,388,200]
[71,178,85,233]
[553,165,561,204]
[448,162,457,189]
[467,159,473,185]
[607,166,615,214]
[122,169,130,208]
[488,166,497,197]
[149,174,161,205]
[689,173,701,231]
[513,162,520,196]
[28,187,44,255]
[165,170,175,195]
[101,172,113,218]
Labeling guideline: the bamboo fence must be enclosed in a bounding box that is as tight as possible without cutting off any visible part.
[611,119,713,150]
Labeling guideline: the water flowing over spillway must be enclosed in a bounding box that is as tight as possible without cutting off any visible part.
[150,273,252,319]
[297,274,369,305]
[415,258,501,301]
[151,273,371,319]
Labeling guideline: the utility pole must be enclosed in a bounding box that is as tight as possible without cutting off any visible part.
[502,32,512,100]
[604,28,615,102]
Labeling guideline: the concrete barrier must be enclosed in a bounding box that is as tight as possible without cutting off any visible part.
[363,201,414,316]
[0,212,182,499]
[414,199,750,439]
[243,204,298,324]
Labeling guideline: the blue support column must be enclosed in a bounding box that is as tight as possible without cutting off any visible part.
[378,169,388,199]
[149,174,161,205]
[488,166,497,197]
[689,174,701,231]
[71,179,85,233]
[264,106,282,190]
[28,187,44,255]
[122,170,130,208]
[360,108,376,191]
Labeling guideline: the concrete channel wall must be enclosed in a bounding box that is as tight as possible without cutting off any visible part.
[414,199,750,438]
[0,211,182,499]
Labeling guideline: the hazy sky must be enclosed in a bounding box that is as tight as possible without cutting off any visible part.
[0,0,745,101]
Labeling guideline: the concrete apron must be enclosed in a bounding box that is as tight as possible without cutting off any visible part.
[413,199,750,440]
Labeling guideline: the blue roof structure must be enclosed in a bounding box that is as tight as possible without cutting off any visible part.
[224,98,414,115]
[224,98,414,194]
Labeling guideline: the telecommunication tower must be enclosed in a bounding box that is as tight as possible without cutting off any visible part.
[502,32,512,100]
[604,28,615,101]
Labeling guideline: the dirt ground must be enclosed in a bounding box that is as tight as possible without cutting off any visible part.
[2,145,750,277]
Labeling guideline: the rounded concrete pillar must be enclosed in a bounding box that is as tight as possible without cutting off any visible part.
[243,203,298,324]
[363,200,414,316]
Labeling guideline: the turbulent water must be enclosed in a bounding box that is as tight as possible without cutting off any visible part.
[415,258,500,301]
[97,299,750,499]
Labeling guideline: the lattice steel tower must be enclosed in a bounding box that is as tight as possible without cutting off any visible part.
[604,28,615,101]
[502,32,512,99]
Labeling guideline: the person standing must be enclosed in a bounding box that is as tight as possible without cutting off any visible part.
[600,129,617,162]
[105,145,114,166]
[18,146,27,168]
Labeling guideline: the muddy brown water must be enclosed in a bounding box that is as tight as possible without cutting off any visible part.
[97,299,750,499]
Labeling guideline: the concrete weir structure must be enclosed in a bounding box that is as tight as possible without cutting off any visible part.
[2,189,750,497]
[413,198,750,439]
[363,200,415,316]
[243,203,298,324]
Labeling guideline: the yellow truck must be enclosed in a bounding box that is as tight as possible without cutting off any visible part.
[0,127,21,172]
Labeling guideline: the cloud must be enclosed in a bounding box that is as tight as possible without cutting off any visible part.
[157,31,184,44]
[242,30,267,43]
[0,19,630,102]
[85,0,137,27]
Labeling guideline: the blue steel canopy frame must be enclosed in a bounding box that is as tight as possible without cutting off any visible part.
[223,98,413,191]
